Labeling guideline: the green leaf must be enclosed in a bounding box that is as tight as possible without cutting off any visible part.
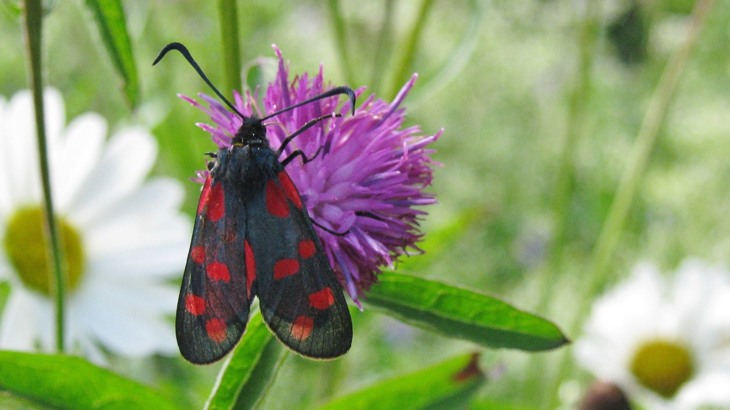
[83,0,139,107]
[365,273,569,351]
[320,353,484,410]
[206,311,285,410]
[0,351,175,409]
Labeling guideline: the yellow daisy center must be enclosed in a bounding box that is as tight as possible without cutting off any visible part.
[3,206,85,296]
[629,339,694,398]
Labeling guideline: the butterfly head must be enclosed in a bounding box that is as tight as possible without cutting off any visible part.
[233,116,268,148]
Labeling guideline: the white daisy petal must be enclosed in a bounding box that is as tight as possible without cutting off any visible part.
[74,279,177,356]
[676,372,730,409]
[76,177,185,231]
[4,90,41,205]
[0,96,13,214]
[0,289,48,351]
[81,178,191,279]
[52,112,107,212]
[43,88,66,163]
[66,127,157,225]
[87,234,189,280]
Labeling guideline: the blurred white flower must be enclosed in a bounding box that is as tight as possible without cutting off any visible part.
[575,259,730,410]
[0,88,190,361]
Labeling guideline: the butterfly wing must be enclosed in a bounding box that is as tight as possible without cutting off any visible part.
[176,174,254,364]
[248,167,353,359]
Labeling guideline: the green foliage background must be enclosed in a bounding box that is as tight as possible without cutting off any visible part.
[1,0,729,408]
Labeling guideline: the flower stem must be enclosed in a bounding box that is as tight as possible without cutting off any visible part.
[586,0,715,293]
[326,0,355,86]
[22,0,66,353]
[217,0,241,95]
[387,0,434,100]
[549,3,599,269]
[369,0,395,93]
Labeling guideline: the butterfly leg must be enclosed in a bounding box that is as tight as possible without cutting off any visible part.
[281,146,324,167]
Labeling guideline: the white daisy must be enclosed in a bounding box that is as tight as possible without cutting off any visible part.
[0,88,191,361]
[574,259,730,410]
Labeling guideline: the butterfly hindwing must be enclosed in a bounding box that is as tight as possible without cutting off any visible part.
[176,174,254,364]
[247,158,352,359]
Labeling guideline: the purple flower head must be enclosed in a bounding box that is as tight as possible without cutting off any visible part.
[181,46,441,306]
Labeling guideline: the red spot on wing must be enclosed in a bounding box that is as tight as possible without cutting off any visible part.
[190,246,206,264]
[207,262,231,282]
[185,294,206,315]
[291,315,314,341]
[206,183,225,222]
[197,177,212,214]
[265,179,289,218]
[244,240,256,298]
[277,171,303,209]
[205,318,227,343]
[298,240,316,259]
[309,287,335,310]
[273,259,300,280]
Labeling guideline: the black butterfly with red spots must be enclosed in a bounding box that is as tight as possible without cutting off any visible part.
[154,42,353,364]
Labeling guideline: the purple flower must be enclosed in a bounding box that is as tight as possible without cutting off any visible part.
[181,46,441,306]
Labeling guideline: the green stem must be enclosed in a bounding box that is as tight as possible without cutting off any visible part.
[369,0,395,93]
[586,0,715,293]
[387,0,434,99]
[218,0,241,94]
[326,0,355,86]
[22,0,66,353]
[549,4,599,269]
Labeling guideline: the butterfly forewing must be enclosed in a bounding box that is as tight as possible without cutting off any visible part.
[247,162,352,359]
[177,175,254,364]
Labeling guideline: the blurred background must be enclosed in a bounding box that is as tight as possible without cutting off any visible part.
[2,0,730,408]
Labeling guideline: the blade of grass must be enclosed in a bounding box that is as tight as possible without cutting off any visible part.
[83,0,140,107]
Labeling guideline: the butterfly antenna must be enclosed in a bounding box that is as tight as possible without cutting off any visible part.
[153,42,246,119]
[261,86,356,121]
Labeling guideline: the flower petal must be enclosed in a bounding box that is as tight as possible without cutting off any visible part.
[73,279,178,356]
[2,90,40,205]
[67,127,157,225]
[0,288,50,351]
[52,113,107,212]
[82,178,190,279]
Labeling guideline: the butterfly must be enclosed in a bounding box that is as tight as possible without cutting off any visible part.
[154,42,354,364]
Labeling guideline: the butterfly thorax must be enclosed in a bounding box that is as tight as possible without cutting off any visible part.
[215,132,282,189]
